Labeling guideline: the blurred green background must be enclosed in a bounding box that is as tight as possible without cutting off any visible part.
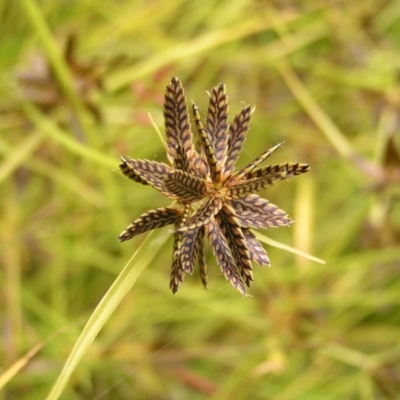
[1,0,400,399]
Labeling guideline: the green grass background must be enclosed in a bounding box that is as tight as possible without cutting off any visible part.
[1,1,400,399]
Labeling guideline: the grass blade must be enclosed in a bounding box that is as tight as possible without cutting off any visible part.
[46,229,170,400]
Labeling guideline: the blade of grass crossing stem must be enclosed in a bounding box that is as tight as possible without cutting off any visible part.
[253,231,325,265]
[275,60,354,159]
[0,131,45,184]
[46,229,170,400]
[274,60,381,180]
[19,0,88,137]
[23,104,115,169]
[107,15,299,92]
[0,321,83,391]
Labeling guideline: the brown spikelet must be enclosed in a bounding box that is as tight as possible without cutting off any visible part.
[164,77,195,165]
[119,157,171,181]
[170,230,186,294]
[242,228,270,266]
[119,207,182,242]
[197,227,208,289]
[191,154,209,178]
[205,83,229,171]
[181,227,203,273]
[231,195,280,215]
[193,102,223,183]
[170,205,191,293]
[173,144,191,171]
[178,196,223,232]
[217,205,253,287]
[224,105,253,177]
[164,169,209,202]
[225,163,310,198]
[246,163,311,180]
[119,157,176,199]
[234,210,292,229]
[229,142,283,182]
[206,220,246,294]
[224,178,277,198]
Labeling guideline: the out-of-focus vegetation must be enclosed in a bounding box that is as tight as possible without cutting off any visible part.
[1,0,400,399]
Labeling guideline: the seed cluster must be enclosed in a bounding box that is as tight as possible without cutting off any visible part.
[119,77,310,295]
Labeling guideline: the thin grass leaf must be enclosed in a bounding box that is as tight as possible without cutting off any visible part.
[23,104,115,169]
[0,130,44,184]
[0,140,106,207]
[275,59,356,161]
[148,111,168,152]
[253,230,326,264]
[107,15,298,92]
[20,0,87,130]
[0,323,79,391]
[46,230,170,400]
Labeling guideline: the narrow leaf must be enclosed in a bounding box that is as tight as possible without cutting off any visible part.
[253,230,326,265]
[46,230,169,400]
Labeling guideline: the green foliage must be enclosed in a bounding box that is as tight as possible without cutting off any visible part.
[1,0,400,399]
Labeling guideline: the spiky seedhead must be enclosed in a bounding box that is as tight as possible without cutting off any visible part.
[118,77,310,294]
